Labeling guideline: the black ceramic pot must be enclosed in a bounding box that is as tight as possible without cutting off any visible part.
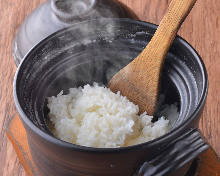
[14,19,209,176]
[13,0,137,66]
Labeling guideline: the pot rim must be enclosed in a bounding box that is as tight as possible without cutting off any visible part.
[13,18,208,153]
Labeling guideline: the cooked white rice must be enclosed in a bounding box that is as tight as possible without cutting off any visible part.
[47,83,170,148]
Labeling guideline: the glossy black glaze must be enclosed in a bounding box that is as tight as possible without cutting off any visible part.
[14,19,208,176]
[13,0,137,66]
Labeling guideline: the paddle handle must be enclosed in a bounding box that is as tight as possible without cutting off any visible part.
[139,0,197,65]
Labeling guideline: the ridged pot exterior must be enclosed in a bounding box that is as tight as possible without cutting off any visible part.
[14,19,208,176]
[25,123,197,176]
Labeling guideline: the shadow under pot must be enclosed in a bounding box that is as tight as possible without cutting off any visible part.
[14,18,209,176]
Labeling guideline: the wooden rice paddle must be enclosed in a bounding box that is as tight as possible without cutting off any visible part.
[108,0,197,115]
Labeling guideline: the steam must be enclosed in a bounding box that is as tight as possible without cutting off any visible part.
[49,0,138,93]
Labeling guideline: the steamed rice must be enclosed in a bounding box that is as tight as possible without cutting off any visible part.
[47,83,170,148]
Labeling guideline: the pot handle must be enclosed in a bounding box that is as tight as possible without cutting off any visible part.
[136,128,209,176]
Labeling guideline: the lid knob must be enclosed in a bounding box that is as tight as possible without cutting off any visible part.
[51,0,96,22]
